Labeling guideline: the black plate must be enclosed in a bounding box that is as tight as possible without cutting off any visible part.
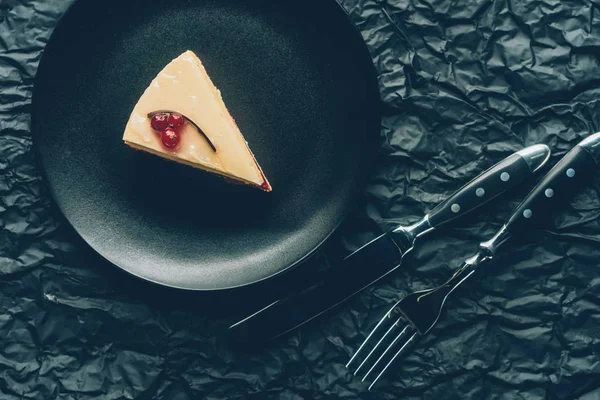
[32,0,380,290]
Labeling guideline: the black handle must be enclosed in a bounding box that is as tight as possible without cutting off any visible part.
[505,142,600,235]
[428,144,550,228]
[419,136,600,330]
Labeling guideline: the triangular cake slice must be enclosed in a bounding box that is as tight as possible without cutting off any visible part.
[123,50,271,191]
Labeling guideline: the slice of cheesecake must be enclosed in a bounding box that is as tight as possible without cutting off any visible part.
[123,50,271,192]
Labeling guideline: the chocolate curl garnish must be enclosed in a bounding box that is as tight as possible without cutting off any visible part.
[148,110,217,152]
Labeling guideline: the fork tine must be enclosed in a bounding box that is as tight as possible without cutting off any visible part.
[362,324,414,381]
[354,318,405,375]
[367,331,419,390]
[346,301,399,368]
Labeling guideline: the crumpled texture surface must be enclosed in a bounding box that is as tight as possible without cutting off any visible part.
[2,0,600,398]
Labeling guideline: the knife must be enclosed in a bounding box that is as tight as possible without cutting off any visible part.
[229,144,552,343]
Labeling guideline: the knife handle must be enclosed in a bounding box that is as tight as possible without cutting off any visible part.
[427,144,551,228]
[503,133,600,236]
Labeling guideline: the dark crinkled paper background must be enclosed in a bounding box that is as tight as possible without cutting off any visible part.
[2,0,600,398]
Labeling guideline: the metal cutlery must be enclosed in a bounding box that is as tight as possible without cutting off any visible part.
[229,144,551,343]
[347,132,600,389]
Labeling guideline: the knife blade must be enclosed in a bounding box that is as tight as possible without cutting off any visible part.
[229,144,552,343]
[229,232,405,342]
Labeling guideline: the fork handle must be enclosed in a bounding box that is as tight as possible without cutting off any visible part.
[427,145,550,228]
[480,133,600,255]
[504,133,600,236]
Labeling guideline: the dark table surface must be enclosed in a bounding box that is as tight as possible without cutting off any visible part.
[3,0,600,399]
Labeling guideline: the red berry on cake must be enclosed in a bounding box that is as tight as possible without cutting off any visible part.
[150,113,169,131]
[161,128,180,149]
[168,113,184,129]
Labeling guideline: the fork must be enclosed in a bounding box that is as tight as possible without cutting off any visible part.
[346,132,600,390]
